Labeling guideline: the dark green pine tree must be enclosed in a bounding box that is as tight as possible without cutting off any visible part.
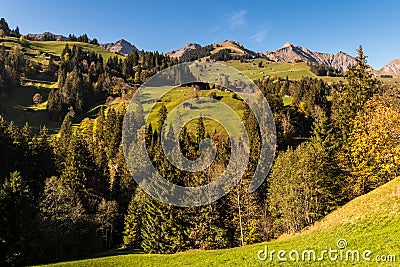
[39,176,96,261]
[157,104,168,138]
[14,123,33,180]
[94,107,105,144]
[104,108,121,159]
[140,192,187,254]
[0,171,40,266]
[123,188,145,248]
[185,140,231,250]
[61,134,107,208]
[179,125,194,160]
[139,152,187,254]
[30,126,56,198]
[243,104,261,175]
[47,88,64,121]
[196,115,205,143]
[312,110,335,154]
[53,114,73,168]
[111,146,134,209]
[0,116,14,180]
[332,45,378,142]
[140,194,165,253]
[146,123,153,147]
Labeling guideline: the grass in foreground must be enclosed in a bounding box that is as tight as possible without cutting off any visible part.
[39,178,400,266]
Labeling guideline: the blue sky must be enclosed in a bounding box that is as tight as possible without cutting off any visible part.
[2,0,399,68]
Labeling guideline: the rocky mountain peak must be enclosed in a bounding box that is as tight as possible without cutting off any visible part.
[166,43,202,58]
[101,39,139,55]
[282,41,293,48]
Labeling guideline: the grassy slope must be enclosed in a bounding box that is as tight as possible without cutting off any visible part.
[40,178,400,266]
[223,59,317,80]
[134,86,245,136]
[0,37,124,130]
[2,37,123,62]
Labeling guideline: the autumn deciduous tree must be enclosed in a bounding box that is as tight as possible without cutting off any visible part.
[342,94,400,197]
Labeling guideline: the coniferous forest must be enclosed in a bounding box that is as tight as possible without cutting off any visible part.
[1,16,400,266]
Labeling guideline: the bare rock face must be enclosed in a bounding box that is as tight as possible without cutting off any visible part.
[330,51,356,72]
[375,59,400,78]
[265,42,356,72]
[166,43,202,58]
[101,39,139,55]
[282,41,292,48]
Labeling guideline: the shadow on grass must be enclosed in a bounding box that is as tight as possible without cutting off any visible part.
[39,247,144,266]
[90,247,144,258]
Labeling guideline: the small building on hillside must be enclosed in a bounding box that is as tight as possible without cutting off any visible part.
[183,102,192,109]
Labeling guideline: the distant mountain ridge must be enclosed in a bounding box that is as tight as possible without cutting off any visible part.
[265,42,356,72]
[166,41,356,72]
[166,40,259,60]
[101,39,139,55]
[166,43,202,58]
[24,32,67,41]
[214,40,259,57]
[375,59,400,78]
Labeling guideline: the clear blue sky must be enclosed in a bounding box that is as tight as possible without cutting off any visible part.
[2,0,399,68]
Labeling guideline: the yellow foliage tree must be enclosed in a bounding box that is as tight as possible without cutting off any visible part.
[343,94,400,196]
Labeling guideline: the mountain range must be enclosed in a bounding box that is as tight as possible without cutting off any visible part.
[163,40,399,77]
[264,42,356,72]
[23,30,400,77]
[164,40,356,72]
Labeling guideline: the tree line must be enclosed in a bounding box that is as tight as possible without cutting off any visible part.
[308,62,343,77]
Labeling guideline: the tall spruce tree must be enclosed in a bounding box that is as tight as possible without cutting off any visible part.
[332,45,378,142]
[0,172,40,266]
